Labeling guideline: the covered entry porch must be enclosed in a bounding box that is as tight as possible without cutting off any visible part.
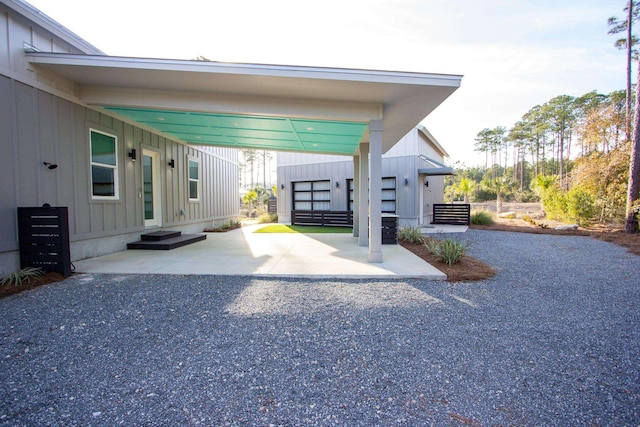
[27,53,461,263]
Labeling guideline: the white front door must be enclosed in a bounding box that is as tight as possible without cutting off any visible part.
[142,150,162,228]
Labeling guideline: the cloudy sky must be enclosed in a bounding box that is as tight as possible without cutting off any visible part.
[27,0,632,166]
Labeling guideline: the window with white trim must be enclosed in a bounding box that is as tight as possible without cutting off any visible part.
[90,129,118,199]
[292,180,330,210]
[188,158,200,201]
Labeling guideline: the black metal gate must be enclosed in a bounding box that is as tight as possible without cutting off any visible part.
[17,206,72,277]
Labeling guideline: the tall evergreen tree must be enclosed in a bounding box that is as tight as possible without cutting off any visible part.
[608,0,639,142]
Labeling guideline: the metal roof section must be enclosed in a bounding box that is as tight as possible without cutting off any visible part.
[26,52,462,155]
[418,154,457,176]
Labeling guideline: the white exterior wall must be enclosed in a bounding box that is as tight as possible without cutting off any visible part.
[0,2,240,275]
[277,127,448,227]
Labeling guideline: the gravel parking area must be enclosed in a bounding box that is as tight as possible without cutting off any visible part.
[1,230,639,426]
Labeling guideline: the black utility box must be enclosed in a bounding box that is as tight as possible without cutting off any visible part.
[18,206,72,277]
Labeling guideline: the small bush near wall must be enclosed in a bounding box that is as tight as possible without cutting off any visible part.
[398,226,424,244]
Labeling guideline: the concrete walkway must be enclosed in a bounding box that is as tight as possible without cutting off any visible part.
[73,224,447,279]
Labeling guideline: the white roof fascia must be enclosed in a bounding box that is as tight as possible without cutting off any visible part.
[2,0,104,55]
[26,52,462,87]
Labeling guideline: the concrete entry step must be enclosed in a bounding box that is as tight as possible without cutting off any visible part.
[128,233,206,250]
[141,231,182,241]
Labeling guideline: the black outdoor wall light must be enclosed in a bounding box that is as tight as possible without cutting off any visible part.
[43,162,58,169]
[280,184,285,190]
[336,181,340,188]
[128,149,137,162]
[168,159,175,169]
[424,179,429,187]
[404,178,409,186]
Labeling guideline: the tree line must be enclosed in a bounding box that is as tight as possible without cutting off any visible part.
[448,88,632,225]
[448,2,639,231]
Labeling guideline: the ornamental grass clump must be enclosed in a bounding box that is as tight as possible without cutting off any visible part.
[425,238,467,266]
[1,267,44,287]
[398,225,424,244]
[258,213,278,224]
[470,210,494,225]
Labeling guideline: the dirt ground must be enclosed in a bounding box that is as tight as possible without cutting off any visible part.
[399,202,640,282]
[470,202,640,257]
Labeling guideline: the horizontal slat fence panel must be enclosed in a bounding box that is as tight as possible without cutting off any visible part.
[291,210,353,227]
[431,204,471,225]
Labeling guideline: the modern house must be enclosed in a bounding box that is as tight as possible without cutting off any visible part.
[0,0,461,274]
[277,125,455,227]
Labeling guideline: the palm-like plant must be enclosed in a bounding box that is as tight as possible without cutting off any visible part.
[456,178,476,204]
[481,177,515,213]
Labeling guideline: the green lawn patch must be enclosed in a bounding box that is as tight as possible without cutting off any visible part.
[255,224,353,234]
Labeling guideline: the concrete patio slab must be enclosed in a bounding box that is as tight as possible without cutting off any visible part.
[420,224,468,234]
[73,224,446,279]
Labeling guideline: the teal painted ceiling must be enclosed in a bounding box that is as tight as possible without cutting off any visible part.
[105,107,368,155]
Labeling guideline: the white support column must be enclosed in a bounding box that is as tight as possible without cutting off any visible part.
[368,120,383,263]
[358,143,369,247]
[353,155,360,238]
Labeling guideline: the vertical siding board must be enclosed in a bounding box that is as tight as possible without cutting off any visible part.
[14,82,38,206]
[111,118,127,231]
[57,98,76,234]
[133,127,144,225]
[0,76,17,248]
[0,12,9,69]
[37,89,59,206]
[166,140,176,223]
[123,123,137,228]
[73,104,90,234]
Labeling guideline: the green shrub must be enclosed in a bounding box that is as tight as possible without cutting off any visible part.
[258,213,278,224]
[425,239,467,265]
[542,187,595,225]
[398,226,424,244]
[543,188,568,221]
[566,188,595,225]
[1,267,44,287]
[470,210,494,225]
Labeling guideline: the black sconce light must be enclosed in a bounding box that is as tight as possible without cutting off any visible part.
[336,181,340,188]
[424,179,429,187]
[280,184,285,190]
[128,149,137,162]
[168,159,175,169]
[43,162,58,170]
[404,178,409,186]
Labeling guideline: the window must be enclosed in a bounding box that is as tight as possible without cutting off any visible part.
[188,158,200,201]
[292,180,330,210]
[381,177,397,213]
[90,129,118,199]
[347,177,396,213]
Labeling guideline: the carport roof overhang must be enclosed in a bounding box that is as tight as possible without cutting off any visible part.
[27,53,462,155]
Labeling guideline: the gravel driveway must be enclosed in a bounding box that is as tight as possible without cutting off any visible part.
[1,230,639,426]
